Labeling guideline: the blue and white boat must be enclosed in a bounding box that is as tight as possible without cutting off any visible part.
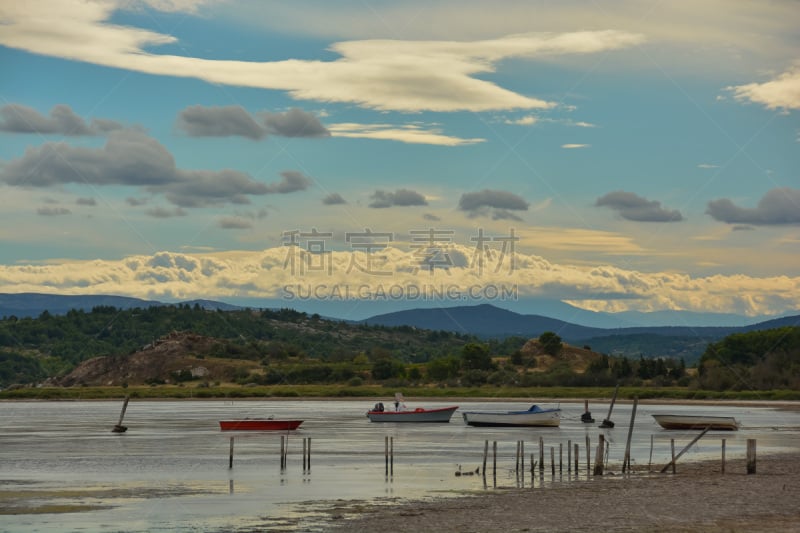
[462,404,561,427]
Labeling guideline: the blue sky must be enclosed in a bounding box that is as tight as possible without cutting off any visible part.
[0,0,798,319]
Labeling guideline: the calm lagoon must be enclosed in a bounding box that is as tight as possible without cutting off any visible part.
[1,399,799,532]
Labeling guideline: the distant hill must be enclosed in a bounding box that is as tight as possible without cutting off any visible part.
[361,303,800,363]
[362,303,605,339]
[0,293,241,318]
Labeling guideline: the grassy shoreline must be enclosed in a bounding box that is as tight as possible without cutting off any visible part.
[2,384,799,401]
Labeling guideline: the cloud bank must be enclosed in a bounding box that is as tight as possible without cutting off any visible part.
[0,245,796,317]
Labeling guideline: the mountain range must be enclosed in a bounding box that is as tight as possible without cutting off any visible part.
[1,293,797,363]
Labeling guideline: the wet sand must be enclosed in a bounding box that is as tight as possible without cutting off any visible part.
[322,453,800,532]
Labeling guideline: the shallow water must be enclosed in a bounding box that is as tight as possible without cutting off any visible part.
[1,399,798,532]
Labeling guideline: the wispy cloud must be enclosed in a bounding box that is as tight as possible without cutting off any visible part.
[0,2,643,113]
[727,63,800,110]
[562,143,589,149]
[327,123,484,146]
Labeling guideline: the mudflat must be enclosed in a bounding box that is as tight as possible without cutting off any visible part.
[322,453,800,532]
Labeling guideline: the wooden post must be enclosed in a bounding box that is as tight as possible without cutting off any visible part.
[302,437,307,472]
[390,436,394,477]
[550,447,555,476]
[384,436,389,477]
[600,384,619,428]
[593,434,605,476]
[747,439,756,474]
[530,453,535,484]
[492,440,497,487]
[539,437,544,473]
[585,435,591,474]
[307,437,311,472]
[482,440,488,480]
[574,443,579,475]
[567,440,572,474]
[280,435,285,470]
[559,442,563,473]
[515,440,520,475]
[649,434,654,470]
[721,438,726,474]
[228,437,234,469]
[660,427,712,474]
[622,397,638,473]
[670,439,676,474]
[112,395,130,433]
[520,440,525,475]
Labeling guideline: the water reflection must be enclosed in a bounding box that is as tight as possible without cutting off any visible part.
[0,399,798,532]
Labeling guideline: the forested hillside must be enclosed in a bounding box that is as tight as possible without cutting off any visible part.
[0,304,797,393]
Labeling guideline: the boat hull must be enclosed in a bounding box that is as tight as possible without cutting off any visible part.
[219,419,303,431]
[462,409,561,427]
[366,406,458,423]
[652,414,738,431]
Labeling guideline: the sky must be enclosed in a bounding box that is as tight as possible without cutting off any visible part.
[0,0,798,321]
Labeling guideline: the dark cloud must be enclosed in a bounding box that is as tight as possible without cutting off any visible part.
[322,193,347,205]
[369,189,428,208]
[423,213,441,221]
[265,171,313,194]
[218,216,253,229]
[595,191,683,222]
[492,209,524,221]
[262,108,330,137]
[0,104,123,135]
[37,206,71,216]
[176,105,329,140]
[145,207,187,218]
[75,197,96,206]
[126,197,148,206]
[177,105,266,140]
[160,170,270,207]
[458,189,528,219]
[706,188,800,225]
[1,130,273,208]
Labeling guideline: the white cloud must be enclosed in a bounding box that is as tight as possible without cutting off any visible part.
[727,63,800,111]
[0,245,797,316]
[327,123,484,146]
[0,1,643,113]
[561,143,589,149]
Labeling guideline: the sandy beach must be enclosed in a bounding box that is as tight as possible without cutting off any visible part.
[321,453,800,532]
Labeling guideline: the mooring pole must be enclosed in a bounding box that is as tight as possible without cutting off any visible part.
[585,435,591,474]
[747,439,757,474]
[229,437,234,469]
[721,438,726,474]
[492,440,497,487]
[600,384,618,428]
[112,395,130,433]
[568,440,572,474]
[622,397,638,473]
[482,440,488,481]
[593,434,605,476]
[539,437,544,473]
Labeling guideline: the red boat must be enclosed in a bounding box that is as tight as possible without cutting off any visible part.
[219,419,303,431]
